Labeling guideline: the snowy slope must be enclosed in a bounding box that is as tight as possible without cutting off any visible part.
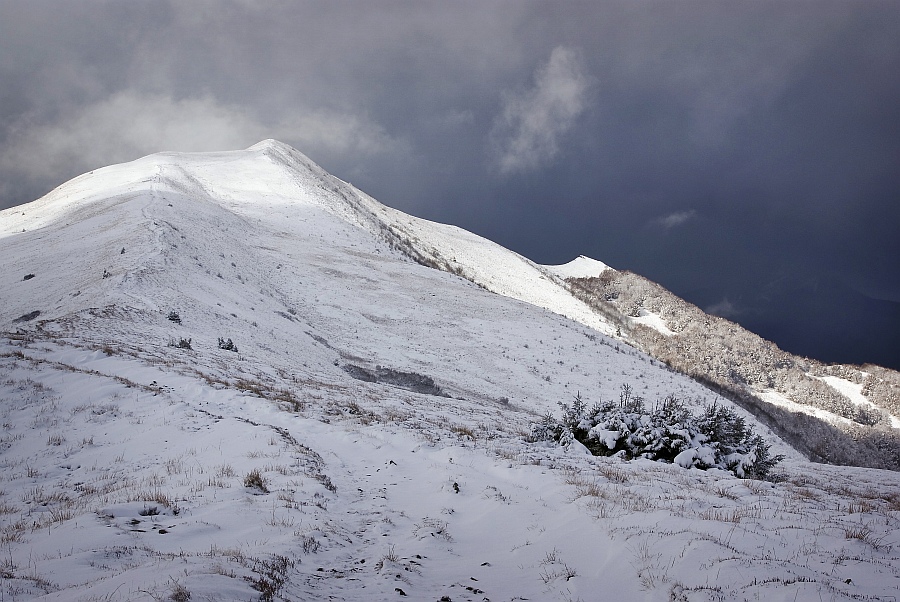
[818,375,900,429]
[2,141,899,601]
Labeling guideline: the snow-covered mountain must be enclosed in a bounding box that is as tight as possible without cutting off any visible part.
[1,140,899,601]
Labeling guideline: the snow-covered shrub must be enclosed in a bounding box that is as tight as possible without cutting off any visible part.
[217,337,238,352]
[532,385,783,479]
[168,337,192,350]
[167,310,182,324]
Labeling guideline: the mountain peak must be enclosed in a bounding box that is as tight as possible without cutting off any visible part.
[543,255,611,280]
[247,138,297,154]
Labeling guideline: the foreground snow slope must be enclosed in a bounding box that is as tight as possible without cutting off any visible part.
[1,140,899,601]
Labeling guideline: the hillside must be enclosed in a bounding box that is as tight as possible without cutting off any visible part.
[1,140,899,601]
[566,271,900,470]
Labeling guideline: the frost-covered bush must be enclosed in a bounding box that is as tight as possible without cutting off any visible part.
[217,337,238,352]
[532,385,783,479]
[167,337,192,350]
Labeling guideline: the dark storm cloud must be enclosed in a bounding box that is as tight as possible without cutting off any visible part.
[1,1,898,368]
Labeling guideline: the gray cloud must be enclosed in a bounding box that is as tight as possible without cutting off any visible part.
[2,92,262,184]
[705,298,741,320]
[489,47,590,175]
[0,90,404,202]
[653,210,697,230]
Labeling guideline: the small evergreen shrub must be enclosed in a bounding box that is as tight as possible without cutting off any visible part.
[168,338,192,350]
[532,385,784,479]
[167,311,182,324]
[217,337,238,352]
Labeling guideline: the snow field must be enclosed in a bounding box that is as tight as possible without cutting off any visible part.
[2,340,899,601]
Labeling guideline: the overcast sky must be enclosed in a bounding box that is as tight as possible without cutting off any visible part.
[2,1,898,369]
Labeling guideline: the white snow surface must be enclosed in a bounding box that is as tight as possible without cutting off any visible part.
[629,308,676,337]
[1,140,899,601]
[820,375,900,429]
[757,388,855,427]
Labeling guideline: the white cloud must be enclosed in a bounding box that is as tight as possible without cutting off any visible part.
[282,110,400,158]
[654,210,697,229]
[0,90,401,190]
[490,46,590,175]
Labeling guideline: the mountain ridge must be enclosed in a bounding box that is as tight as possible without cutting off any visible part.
[3,140,898,463]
